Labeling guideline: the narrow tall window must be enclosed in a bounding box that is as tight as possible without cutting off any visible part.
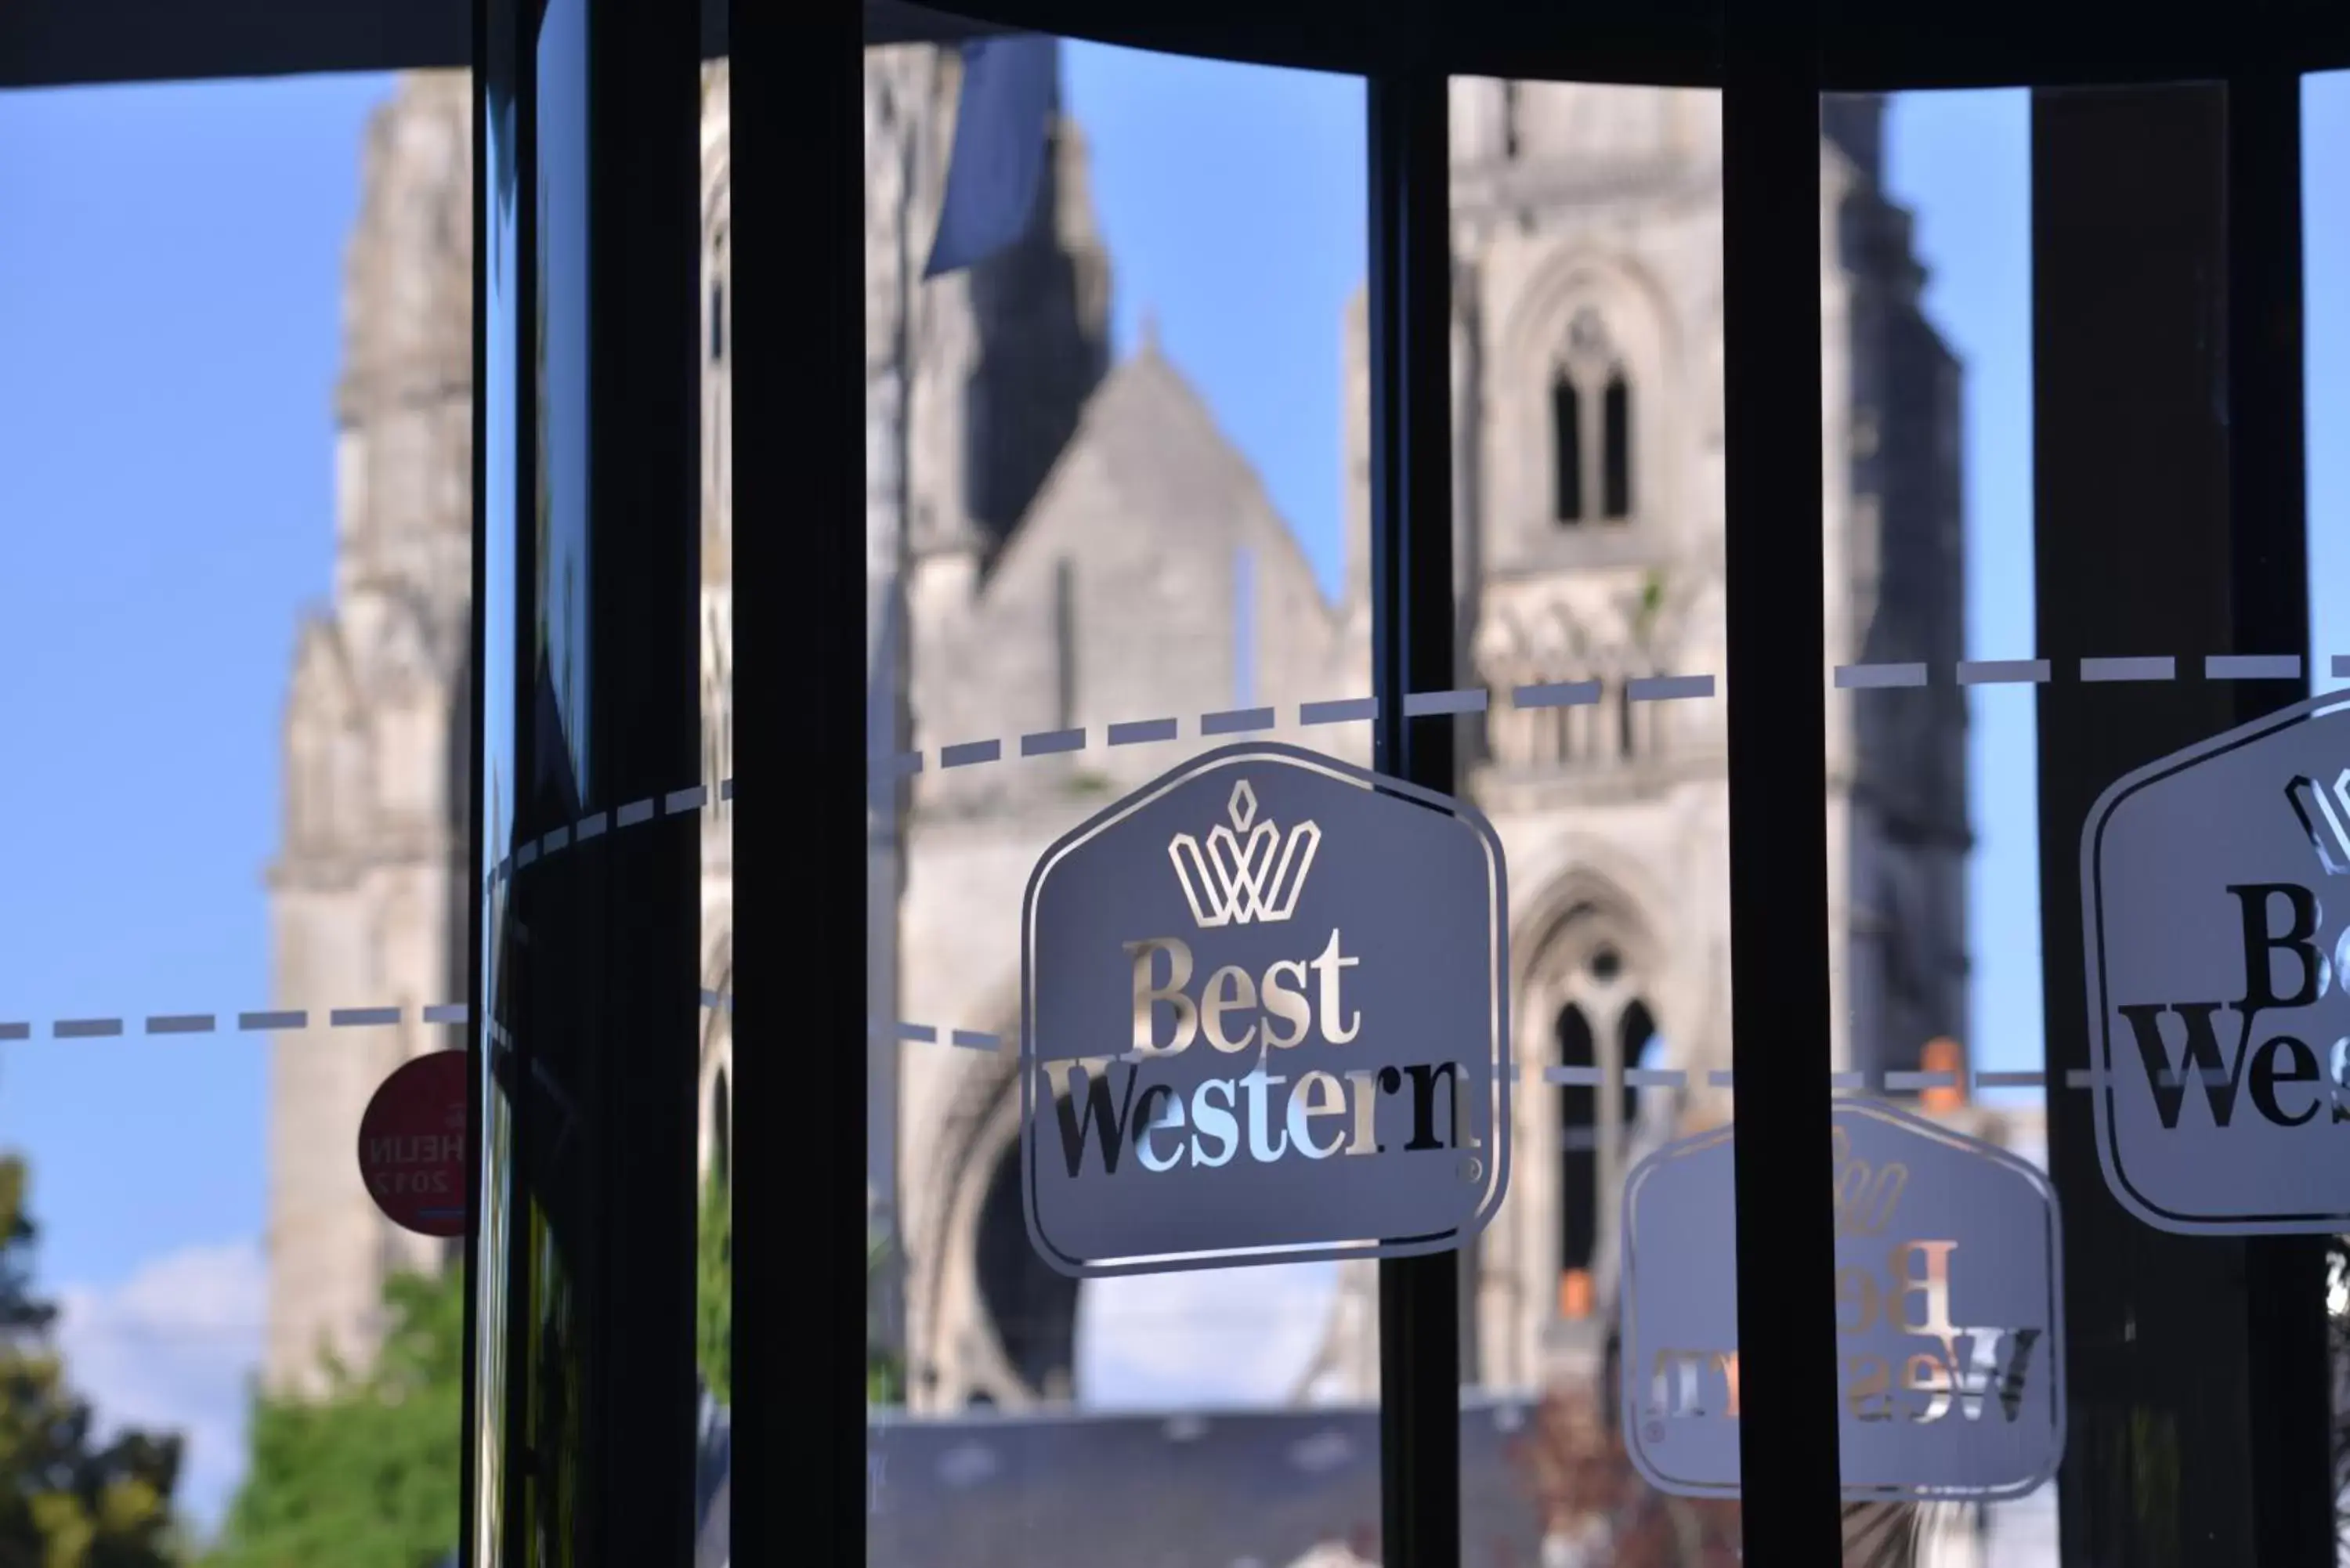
[710,278,727,363]
[1602,370,1632,518]
[1552,375,1584,523]
[1053,557,1077,730]
[1557,1003,1598,1282]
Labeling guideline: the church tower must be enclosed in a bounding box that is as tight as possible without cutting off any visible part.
[265,70,475,1393]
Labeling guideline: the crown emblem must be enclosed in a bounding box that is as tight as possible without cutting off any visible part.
[2288,769,2350,876]
[1169,779,1321,928]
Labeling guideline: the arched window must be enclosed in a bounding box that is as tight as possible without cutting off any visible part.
[1550,307,1636,531]
[1551,376,1584,522]
[1551,932,1659,1325]
[1602,370,1632,518]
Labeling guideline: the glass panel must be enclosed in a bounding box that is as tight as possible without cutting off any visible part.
[863,33,1386,1563]
[0,72,471,1561]
[1447,73,1743,1562]
[1819,85,2054,1559]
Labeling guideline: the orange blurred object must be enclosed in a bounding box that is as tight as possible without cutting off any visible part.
[1559,1267,1595,1321]
[1921,1036,1965,1113]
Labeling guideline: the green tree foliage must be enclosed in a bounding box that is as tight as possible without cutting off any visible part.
[696,1175,731,1407]
[0,1154,184,1568]
[206,1270,461,1568]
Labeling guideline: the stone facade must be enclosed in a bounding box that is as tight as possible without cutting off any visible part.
[270,55,1984,1414]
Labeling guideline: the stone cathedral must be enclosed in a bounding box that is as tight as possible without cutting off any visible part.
[269,50,1976,1413]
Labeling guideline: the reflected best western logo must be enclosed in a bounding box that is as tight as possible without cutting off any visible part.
[1643,1129,2044,1431]
[1020,744,1509,1277]
[1621,1100,2063,1501]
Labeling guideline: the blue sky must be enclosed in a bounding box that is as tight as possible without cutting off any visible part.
[0,71,392,1526]
[0,50,2341,1519]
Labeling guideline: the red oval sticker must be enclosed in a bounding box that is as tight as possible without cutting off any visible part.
[356,1050,469,1237]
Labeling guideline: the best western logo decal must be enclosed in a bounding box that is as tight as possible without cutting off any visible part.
[1621,1102,2064,1501]
[2082,693,2350,1233]
[1020,742,1510,1277]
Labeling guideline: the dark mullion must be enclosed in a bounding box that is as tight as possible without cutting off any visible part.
[2226,63,2330,1568]
[730,0,862,1562]
[573,0,707,1559]
[1367,67,1462,1568]
[2032,83,2276,1567]
[1719,5,1845,1561]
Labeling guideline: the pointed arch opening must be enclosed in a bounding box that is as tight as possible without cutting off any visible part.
[1506,261,1674,561]
[1522,878,1666,1333]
